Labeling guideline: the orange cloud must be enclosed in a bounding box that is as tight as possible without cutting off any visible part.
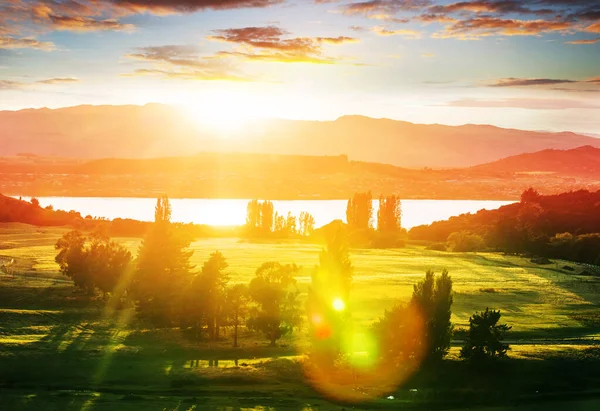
[0,36,55,51]
[371,26,422,38]
[208,26,357,64]
[565,38,600,45]
[584,22,600,34]
[433,17,573,39]
[124,44,253,80]
[47,15,134,32]
[36,77,80,84]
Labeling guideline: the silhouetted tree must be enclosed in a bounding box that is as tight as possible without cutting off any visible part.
[154,195,172,223]
[197,251,230,340]
[299,212,316,236]
[377,195,401,233]
[225,284,249,347]
[521,187,541,204]
[274,212,286,233]
[30,197,40,208]
[246,199,260,229]
[410,269,453,362]
[285,212,297,235]
[346,191,373,230]
[260,201,275,233]
[245,200,276,236]
[461,308,511,362]
[247,262,301,346]
[131,196,193,325]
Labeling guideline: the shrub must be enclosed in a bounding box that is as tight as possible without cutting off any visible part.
[447,231,485,252]
[460,308,511,362]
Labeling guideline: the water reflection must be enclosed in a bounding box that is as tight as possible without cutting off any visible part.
[16,197,513,229]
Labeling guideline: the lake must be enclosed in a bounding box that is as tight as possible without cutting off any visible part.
[16,197,514,229]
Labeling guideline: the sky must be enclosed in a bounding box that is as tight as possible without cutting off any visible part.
[1,0,599,133]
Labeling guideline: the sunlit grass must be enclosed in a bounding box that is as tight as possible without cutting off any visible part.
[3,230,600,339]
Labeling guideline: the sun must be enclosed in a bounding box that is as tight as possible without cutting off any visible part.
[181,88,263,136]
[332,298,345,312]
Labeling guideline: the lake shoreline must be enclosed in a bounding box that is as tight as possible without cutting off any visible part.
[9,196,515,230]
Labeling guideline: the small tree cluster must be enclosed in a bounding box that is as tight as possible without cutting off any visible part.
[346,191,373,231]
[246,200,275,234]
[245,199,314,238]
[299,211,316,236]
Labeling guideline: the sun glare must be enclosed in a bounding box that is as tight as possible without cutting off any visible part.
[332,298,345,312]
[181,89,264,136]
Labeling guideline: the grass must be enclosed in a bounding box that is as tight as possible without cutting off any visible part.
[3,225,600,410]
[4,227,600,337]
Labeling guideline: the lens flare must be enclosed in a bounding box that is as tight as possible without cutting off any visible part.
[303,303,426,403]
[332,298,345,311]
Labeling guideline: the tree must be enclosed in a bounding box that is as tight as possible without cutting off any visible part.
[285,212,297,235]
[55,230,131,297]
[260,201,275,234]
[299,212,315,236]
[131,196,193,325]
[521,187,541,204]
[410,269,453,361]
[247,262,301,346]
[460,308,511,362]
[197,251,230,340]
[246,199,260,230]
[55,230,92,293]
[87,231,132,299]
[245,200,276,236]
[373,303,426,369]
[307,227,353,360]
[154,195,172,223]
[377,195,401,233]
[225,284,249,347]
[346,191,373,230]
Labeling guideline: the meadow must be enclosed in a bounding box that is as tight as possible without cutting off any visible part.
[3,224,600,410]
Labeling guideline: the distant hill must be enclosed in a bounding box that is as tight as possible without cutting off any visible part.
[472,146,600,177]
[1,104,599,168]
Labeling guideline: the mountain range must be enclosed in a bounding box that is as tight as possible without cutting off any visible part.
[1,104,599,168]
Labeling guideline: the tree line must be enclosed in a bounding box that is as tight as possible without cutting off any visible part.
[411,188,600,266]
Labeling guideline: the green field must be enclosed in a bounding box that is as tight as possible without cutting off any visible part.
[3,224,600,410]
[4,226,600,337]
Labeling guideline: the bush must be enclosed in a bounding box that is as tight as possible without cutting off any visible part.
[426,242,447,251]
[447,231,485,252]
[460,308,511,362]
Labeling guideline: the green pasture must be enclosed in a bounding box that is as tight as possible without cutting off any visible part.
[3,226,600,337]
[3,224,600,410]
